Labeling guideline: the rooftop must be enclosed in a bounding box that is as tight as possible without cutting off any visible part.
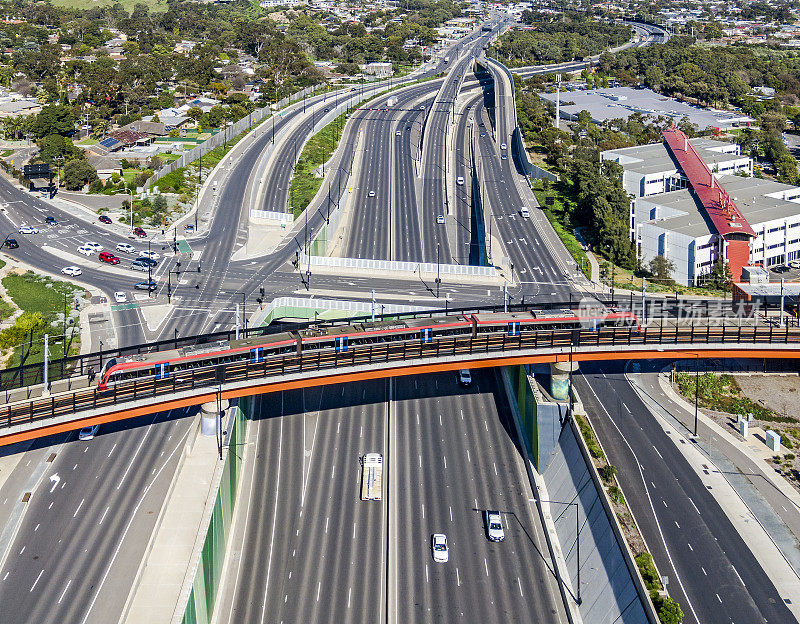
[640,175,800,239]
[602,138,743,177]
[539,86,754,131]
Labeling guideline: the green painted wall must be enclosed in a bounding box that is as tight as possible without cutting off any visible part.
[181,399,250,624]
[508,365,538,469]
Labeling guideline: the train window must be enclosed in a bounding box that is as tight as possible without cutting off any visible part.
[250,347,264,363]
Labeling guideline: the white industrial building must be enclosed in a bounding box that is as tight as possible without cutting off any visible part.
[601,136,800,286]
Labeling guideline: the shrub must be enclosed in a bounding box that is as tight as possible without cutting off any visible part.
[636,553,661,591]
[599,464,617,483]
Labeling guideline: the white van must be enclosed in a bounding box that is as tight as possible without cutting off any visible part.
[520,207,530,218]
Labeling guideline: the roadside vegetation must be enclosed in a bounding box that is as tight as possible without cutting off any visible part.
[0,270,83,370]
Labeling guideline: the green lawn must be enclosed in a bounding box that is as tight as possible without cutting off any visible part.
[52,0,168,11]
[288,112,348,217]
[1,271,84,368]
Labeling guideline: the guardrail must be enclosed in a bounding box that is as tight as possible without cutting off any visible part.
[4,322,800,435]
[0,297,787,395]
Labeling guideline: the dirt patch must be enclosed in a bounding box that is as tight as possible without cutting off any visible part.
[736,374,800,420]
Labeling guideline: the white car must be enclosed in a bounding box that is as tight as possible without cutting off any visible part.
[500,142,507,150]
[116,242,137,254]
[456,176,464,185]
[77,245,94,256]
[485,510,505,542]
[789,261,800,269]
[368,190,376,198]
[436,215,445,224]
[396,130,401,136]
[18,225,39,234]
[85,242,103,252]
[78,425,99,440]
[139,250,161,261]
[113,291,128,303]
[61,266,82,277]
[432,533,449,563]
[520,207,530,219]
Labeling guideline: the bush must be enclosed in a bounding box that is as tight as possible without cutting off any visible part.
[599,464,617,484]
[636,553,661,591]
[574,413,605,460]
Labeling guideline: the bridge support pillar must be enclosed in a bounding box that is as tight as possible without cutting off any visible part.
[200,399,230,437]
[550,361,578,401]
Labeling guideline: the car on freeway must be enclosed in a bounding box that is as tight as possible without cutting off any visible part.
[99,215,112,224]
[139,250,160,261]
[485,510,505,542]
[77,245,94,256]
[135,280,157,291]
[500,143,507,150]
[61,266,82,277]
[480,132,487,137]
[458,369,472,386]
[116,242,137,254]
[133,226,147,238]
[431,534,449,563]
[479,122,485,127]
[436,214,445,224]
[396,130,401,136]
[501,154,507,160]
[368,190,376,198]
[520,207,530,219]
[456,176,464,185]
[18,225,38,234]
[99,251,120,264]
[131,259,150,271]
[3,238,18,249]
[85,242,103,252]
[45,216,58,226]
[113,291,128,303]
[78,425,99,440]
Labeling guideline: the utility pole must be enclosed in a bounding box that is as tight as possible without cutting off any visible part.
[235,303,240,340]
[555,74,562,130]
[371,289,376,322]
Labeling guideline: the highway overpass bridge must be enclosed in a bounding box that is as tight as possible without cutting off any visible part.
[1,319,799,446]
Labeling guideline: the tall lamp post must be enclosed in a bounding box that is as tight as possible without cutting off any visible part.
[694,352,700,436]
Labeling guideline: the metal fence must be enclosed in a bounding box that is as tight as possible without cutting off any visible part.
[299,253,499,276]
[5,322,800,432]
[147,84,323,191]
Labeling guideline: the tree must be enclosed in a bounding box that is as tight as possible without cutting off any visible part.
[31,105,75,138]
[648,255,675,284]
[705,258,733,291]
[657,597,684,624]
[62,159,98,190]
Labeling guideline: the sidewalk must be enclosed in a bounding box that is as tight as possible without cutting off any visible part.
[627,368,800,605]
[120,417,221,624]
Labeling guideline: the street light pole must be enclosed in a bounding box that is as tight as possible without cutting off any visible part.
[694,353,700,437]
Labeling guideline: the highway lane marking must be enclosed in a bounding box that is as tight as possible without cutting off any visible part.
[316,581,321,602]
[258,413,283,624]
[348,587,352,608]
[443,455,447,470]
[30,569,43,592]
[34,524,39,532]
[73,464,77,471]
[19,546,24,555]
[353,522,357,539]
[99,506,109,526]
[449,506,453,522]
[688,498,701,515]
[422,504,425,519]
[439,414,442,426]
[582,379,702,624]
[58,579,72,604]
[731,565,745,586]
[117,413,160,490]
[675,521,680,529]
[466,449,470,463]
[425,564,429,583]
[701,567,707,576]
[48,502,53,510]
[73,498,85,518]
[325,517,328,533]
[652,445,664,460]
[456,567,461,586]
[493,463,498,476]
[484,558,489,576]
[716,593,722,603]
[108,443,117,458]
[687,543,693,552]
[517,577,523,597]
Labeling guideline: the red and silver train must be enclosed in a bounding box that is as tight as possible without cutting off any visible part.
[97,308,639,389]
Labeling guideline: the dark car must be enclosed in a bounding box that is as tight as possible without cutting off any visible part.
[3,238,18,249]
[135,256,158,267]
[134,280,157,291]
[99,215,112,224]
[133,227,147,238]
[45,216,58,226]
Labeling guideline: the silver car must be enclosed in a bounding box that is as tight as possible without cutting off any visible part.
[432,533,449,562]
[485,510,505,542]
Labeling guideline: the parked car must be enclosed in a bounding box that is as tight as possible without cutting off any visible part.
[113,291,128,303]
[133,226,147,238]
[431,534,449,563]
[18,225,39,234]
[116,242,137,254]
[78,425,99,440]
[134,280,157,291]
[3,238,18,249]
[99,215,112,224]
[61,266,82,277]
[99,252,120,264]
